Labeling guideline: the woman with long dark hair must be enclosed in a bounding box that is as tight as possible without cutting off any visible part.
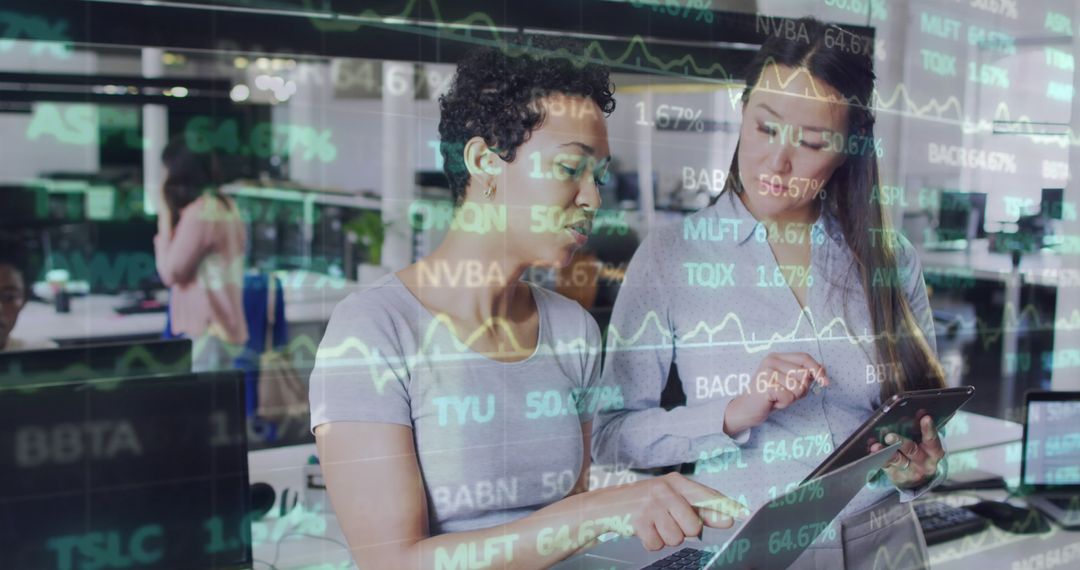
[594,17,945,566]
[154,136,247,371]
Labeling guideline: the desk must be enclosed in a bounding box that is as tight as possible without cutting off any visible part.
[944,411,1023,452]
[246,413,1050,569]
[248,445,353,569]
[902,411,1080,569]
[926,445,1080,569]
[11,270,361,346]
[18,294,168,344]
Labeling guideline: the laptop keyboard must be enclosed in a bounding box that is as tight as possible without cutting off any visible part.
[640,547,714,569]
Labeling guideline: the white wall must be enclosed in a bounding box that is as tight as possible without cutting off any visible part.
[0,40,99,182]
[0,103,99,183]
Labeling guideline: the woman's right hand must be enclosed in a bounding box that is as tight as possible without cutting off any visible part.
[586,472,747,551]
[723,352,830,436]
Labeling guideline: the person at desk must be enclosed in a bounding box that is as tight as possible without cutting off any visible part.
[154,137,248,371]
[309,41,744,569]
[0,255,56,352]
[592,17,949,567]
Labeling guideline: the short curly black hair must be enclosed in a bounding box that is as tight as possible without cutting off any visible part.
[438,37,616,205]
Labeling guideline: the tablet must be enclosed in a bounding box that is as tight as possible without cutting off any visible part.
[801,386,975,483]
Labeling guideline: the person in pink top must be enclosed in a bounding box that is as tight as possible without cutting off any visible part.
[154,137,248,371]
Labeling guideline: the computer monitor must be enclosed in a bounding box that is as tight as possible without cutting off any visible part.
[938,191,987,241]
[0,371,251,569]
[1042,188,1065,221]
[0,338,191,388]
[1021,392,1080,489]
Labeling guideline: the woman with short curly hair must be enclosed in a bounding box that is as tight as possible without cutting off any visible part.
[309,39,743,568]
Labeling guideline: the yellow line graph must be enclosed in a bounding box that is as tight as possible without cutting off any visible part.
[2,343,189,392]
[310,299,1080,393]
[4,300,1075,395]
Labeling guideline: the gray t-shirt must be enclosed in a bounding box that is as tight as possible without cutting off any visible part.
[310,274,607,534]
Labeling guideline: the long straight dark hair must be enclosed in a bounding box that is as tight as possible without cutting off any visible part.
[161,135,229,229]
[715,17,944,400]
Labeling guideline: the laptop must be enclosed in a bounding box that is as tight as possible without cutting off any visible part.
[556,443,899,569]
[1020,391,1080,529]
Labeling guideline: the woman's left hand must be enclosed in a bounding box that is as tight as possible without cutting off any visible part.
[869,415,945,489]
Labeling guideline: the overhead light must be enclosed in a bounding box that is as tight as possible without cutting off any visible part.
[167,86,189,98]
[273,79,297,102]
[234,56,249,69]
[230,84,250,102]
[253,74,297,101]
